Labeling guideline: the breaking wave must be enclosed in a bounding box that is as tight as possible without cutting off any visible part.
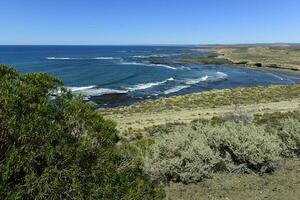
[185,72,228,85]
[94,57,121,60]
[131,53,185,59]
[47,57,73,60]
[163,85,190,94]
[68,86,127,96]
[68,85,97,92]
[125,77,174,91]
[121,62,177,70]
[267,73,284,81]
[46,57,120,60]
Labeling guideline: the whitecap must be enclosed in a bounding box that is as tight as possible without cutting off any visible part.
[132,55,149,58]
[163,85,190,94]
[186,76,209,85]
[46,57,120,60]
[268,73,284,81]
[185,72,228,85]
[67,86,127,96]
[47,57,73,60]
[68,85,97,92]
[132,53,184,59]
[121,62,176,70]
[94,57,121,60]
[215,72,228,78]
[125,77,174,91]
[78,88,128,96]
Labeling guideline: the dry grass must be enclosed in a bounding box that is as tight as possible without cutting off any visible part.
[102,85,300,115]
[209,45,300,71]
[101,85,300,139]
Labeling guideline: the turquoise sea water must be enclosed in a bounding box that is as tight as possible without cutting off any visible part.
[1,45,299,107]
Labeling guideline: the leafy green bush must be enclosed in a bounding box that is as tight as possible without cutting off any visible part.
[0,65,165,199]
[277,118,300,157]
[143,121,281,183]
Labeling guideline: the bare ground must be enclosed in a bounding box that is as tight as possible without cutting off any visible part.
[166,159,300,200]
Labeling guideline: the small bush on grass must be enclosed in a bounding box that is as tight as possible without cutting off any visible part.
[143,121,281,183]
[201,122,281,172]
[277,118,300,157]
[143,127,218,183]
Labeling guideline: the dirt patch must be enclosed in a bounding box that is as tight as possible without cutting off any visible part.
[166,159,300,200]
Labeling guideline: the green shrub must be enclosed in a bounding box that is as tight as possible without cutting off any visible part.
[277,118,300,157]
[144,122,281,183]
[0,65,165,199]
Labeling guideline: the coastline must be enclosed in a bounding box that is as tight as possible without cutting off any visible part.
[102,84,300,138]
[193,45,300,72]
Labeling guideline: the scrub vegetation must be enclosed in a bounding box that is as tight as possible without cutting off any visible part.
[1,65,300,199]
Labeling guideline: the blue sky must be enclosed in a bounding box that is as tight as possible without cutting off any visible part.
[0,0,299,45]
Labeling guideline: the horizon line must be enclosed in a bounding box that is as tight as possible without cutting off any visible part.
[1,42,300,46]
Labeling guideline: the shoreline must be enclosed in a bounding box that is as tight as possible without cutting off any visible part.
[193,45,300,72]
[102,84,300,138]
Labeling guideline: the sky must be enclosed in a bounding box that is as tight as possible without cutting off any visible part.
[0,0,299,45]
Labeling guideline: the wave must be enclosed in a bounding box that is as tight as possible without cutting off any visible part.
[186,76,209,85]
[178,65,192,70]
[47,57,73,60]
[268,73,284,81]
[68,86,127,96]
[131,53,185,59]
[46,57,120,60]
[185,72,228,85]
[163,85,190,95]
[121,62,176,70]
[68,85,96,92]
[94,57,121,60]
[125,77,174,91]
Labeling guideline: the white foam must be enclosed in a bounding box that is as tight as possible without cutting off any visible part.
[46,57,120,60]
[47,57,73,60]
[185,72,228,85]
[132,55,149,58]
[268,73,284,80]
[121,62,176,70]
[163,85,190,94]
[94,57,121,60]
[68,85,96,92]
[178,65,191,70]
[215,72,228,78]
[125,77,174,91]
[132,53,184,59]
[68,86,127,96]
[78,88,128,96]
[186,76,209,85]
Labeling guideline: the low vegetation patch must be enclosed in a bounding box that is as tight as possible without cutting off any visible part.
[143,121,281,183]
[141,110,300,184]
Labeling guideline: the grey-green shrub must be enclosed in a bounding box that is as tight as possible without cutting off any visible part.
[144,122,281,183]
[200,122,281,172]
[277,118,300,157]
[144,126,218,183]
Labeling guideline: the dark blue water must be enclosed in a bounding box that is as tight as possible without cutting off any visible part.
[1,45,299,107]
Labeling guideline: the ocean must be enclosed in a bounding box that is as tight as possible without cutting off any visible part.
[1,45,299,107]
